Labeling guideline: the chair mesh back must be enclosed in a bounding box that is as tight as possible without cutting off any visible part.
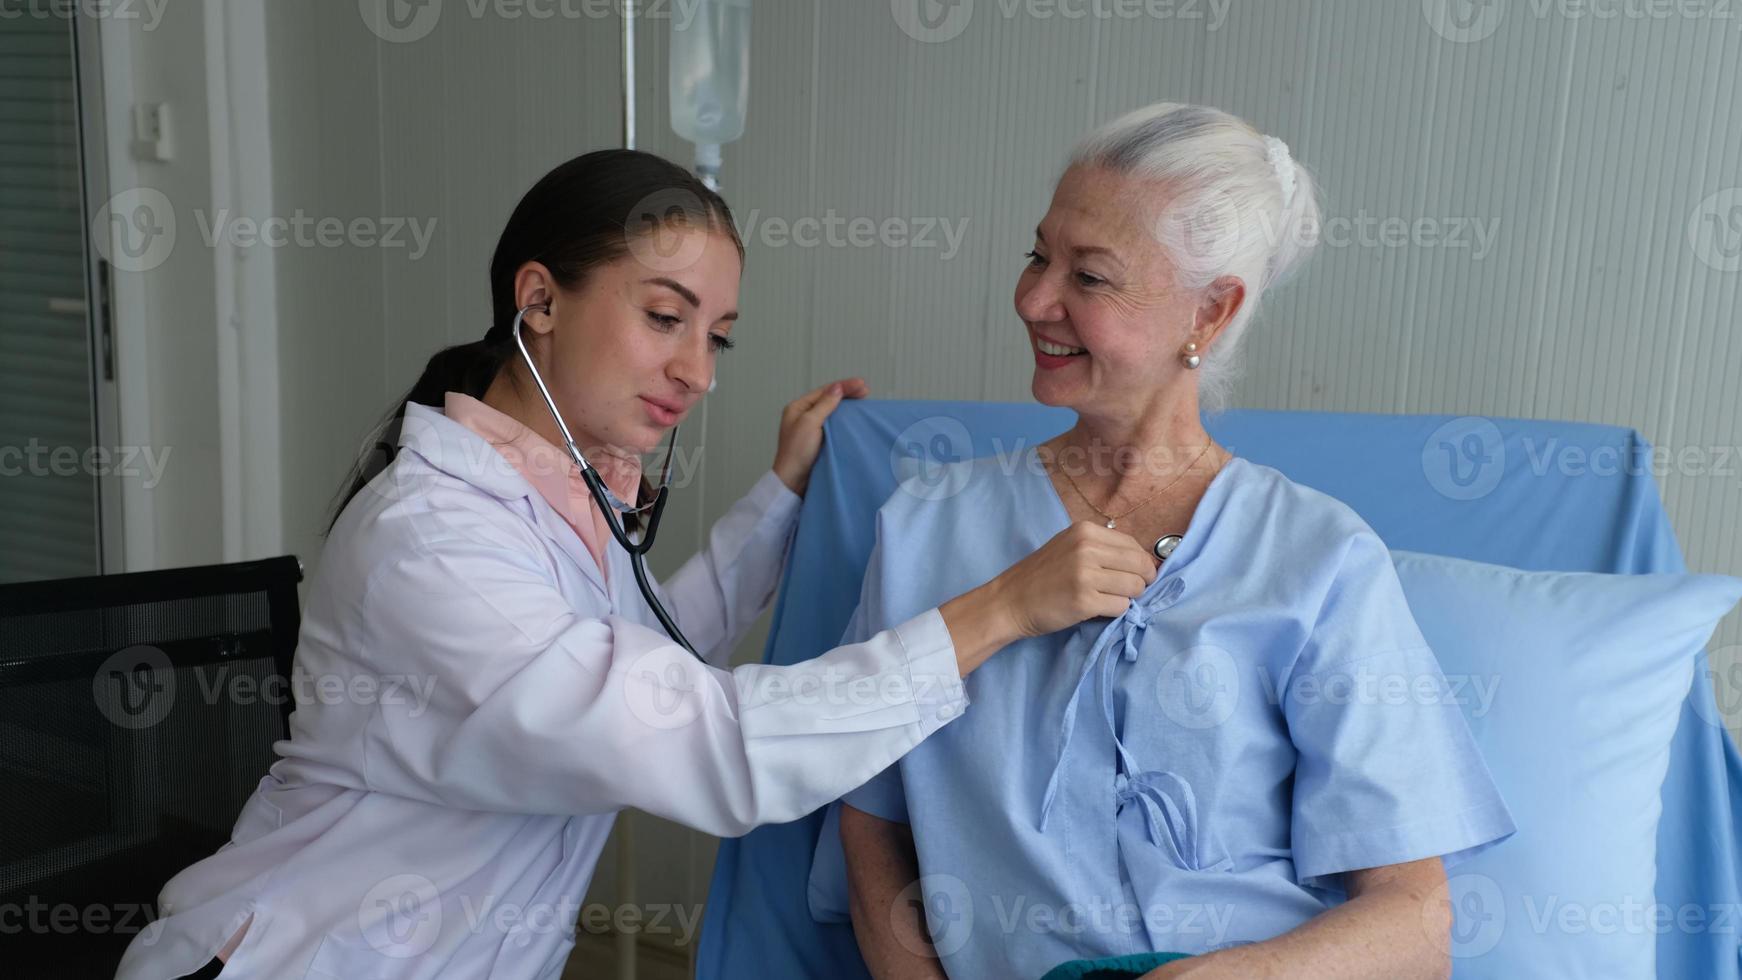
[0,557,300,976]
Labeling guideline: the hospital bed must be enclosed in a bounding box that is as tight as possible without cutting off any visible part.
[698,399,1742,979]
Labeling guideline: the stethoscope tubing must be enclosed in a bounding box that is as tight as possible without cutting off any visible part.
[511,303,701,658]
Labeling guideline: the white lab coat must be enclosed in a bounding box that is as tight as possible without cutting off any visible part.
[116,402,967,980]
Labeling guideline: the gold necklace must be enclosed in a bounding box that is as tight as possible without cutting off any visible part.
[1052,439,1214,529]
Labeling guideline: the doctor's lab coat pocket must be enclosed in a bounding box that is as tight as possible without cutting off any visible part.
[488,819,583,976]
[305,870,452,979]
[305,931,425,980]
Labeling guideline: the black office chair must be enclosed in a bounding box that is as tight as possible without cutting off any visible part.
[0,556,303,977]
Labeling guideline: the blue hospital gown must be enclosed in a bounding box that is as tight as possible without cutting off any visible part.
[835,447,1516,977]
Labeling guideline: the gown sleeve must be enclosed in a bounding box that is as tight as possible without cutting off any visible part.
[1284,530,1517,890]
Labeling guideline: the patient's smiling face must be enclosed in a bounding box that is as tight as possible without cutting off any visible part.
[1015,165,1232,424]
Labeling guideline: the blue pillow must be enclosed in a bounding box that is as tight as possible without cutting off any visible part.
[1388,551,1742,980]
[806,551,1741,978]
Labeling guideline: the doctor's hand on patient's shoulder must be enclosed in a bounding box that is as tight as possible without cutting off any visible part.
[939,522,1157,676]
[772,377,870,497]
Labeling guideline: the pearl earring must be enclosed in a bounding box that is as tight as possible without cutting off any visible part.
[1180,341,1202,370]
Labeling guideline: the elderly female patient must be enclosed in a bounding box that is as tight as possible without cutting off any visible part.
[834,103,1517,980]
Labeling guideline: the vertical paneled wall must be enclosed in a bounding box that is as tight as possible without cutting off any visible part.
[267,0,1742,965]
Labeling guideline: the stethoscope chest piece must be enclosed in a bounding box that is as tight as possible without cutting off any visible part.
[1153,534,1183,562]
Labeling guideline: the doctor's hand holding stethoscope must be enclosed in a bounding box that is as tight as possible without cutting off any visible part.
[125,148,1160,980]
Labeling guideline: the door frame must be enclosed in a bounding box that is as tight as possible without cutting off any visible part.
[73,0,286,573]
[71,14,131,573]
[201,0,284,564]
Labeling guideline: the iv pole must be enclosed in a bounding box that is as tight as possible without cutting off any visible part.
[614,16,638,980]
[622,3,636,149]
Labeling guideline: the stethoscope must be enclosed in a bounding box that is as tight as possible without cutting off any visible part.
[1153,534,1182,562]
[511,302,702,659]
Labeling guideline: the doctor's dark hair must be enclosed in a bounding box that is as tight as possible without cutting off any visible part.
[326,148,743,534]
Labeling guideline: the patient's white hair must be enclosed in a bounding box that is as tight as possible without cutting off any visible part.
[1068,102,1323,414]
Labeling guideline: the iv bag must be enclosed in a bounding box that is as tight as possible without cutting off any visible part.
[669,0,751,188]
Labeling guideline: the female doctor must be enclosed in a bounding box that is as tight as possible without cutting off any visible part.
[117,150,1160,980]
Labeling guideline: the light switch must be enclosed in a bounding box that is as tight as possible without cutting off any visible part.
[130,102,173,162]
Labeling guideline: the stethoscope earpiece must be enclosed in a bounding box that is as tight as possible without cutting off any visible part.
[509,301,699,658]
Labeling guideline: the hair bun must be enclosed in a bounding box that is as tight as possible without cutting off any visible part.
[1263,135,1298,208]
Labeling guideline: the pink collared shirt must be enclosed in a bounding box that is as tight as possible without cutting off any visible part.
[444,391,643,585]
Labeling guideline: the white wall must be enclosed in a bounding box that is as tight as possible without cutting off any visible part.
[239,0,1742,968]
[99,0,226,573]
[700,0,1742,664]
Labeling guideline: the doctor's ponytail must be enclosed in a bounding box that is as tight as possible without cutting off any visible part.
[326,149,740,534]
